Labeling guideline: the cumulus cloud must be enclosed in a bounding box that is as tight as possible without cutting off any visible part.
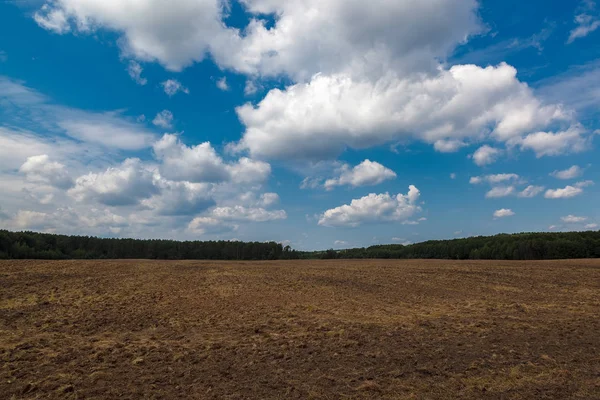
[162,79,189,96]
[32,1,584,162]
[486,186,515,198]
[550,165,583,179]
[237,64,569,160]
[141,180,215,216]
[127,61,147,85]
[585,223,599,229]
[68,158,158,206]
[318,185,421,227]
[493,208,515,218]
[324,160,396,190]
[434,139,467,153]
[19,154,73,189]
[152,134,228,183]
[187,216,236,235]
[545,185,584,199]
[34,0,235,72]
[152,110,174,129]
[227,157,272,184]
[561,215,587,223]
[517,125,588,157]
[187,205,287,235]
[472,145,502,167]
[518,185,545,198]
[153,134,271,184]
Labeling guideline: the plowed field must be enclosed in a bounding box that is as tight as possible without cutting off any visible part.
[1,259,599,399]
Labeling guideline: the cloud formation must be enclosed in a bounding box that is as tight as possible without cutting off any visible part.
[318,185,421,227]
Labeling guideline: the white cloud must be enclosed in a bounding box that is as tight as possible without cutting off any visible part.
[6,207,129,234]
[216,77,229,91]
[187,217,236,236]
[544,180,593,200]
[434,139,466,153]
[152,134,229,183]
[544,185,583,199]
[334,240,349,247]
[568,3,600,44]
[1,77,156,151]
[259,193,279,207]
[561,215,587,223]
[57,111,156,150]
[471,173,520,185]
[31,1,582,163]
[152,110,174,129]
[127,60,147,85]
[518,125,588,157]
[227,157,272,184]
[472,145,502,166]
[318,185,421,227]
[324,160,396,190]
[68,158,158,206]
[518,185,545,198]
[34,3,70,34]
[34,0,235,72]
[0,127,81,172]
[141,180,214,216]
[152,134,272,185]
[19,155,73,189]
[450,173,456,180]
[575,180,594,188]
[493,208,515,218]
[187,204,287,236]
[486,186,515,198]
[162,79,189,96]
[551,165,583,179]
[236,64,569,161]
[585,223,599,229]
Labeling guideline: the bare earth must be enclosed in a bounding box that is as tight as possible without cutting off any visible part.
[1,259,599,399]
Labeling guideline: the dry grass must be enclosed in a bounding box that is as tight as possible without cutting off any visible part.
[1,259,599,399]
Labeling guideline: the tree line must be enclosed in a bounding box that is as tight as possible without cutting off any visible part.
[0,230,300,260]
[0,229,599,260]
[307,231,600,260]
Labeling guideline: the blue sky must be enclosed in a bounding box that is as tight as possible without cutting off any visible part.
[0,0,598,250]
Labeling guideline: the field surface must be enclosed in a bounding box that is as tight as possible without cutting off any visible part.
[1,259,600,399]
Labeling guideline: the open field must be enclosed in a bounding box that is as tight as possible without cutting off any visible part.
[1,259,599,399]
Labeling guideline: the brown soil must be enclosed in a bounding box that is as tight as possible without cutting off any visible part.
[1,259,599,399]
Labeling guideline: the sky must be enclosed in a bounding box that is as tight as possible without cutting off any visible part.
[0,0,599,250]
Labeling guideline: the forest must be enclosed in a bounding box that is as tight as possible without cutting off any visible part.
[0,230,300,260]
[0,229,599,260]
[311,231,600,260]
